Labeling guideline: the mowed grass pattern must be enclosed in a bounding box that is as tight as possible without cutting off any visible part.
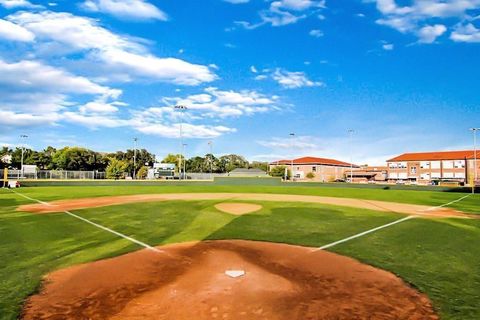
[0,186,479,319]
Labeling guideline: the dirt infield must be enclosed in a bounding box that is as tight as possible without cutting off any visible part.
[22,240,438,320]
[18,192,474,218]
[214,202,263,215]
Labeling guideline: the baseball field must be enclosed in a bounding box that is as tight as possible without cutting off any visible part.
[1,180,479,319]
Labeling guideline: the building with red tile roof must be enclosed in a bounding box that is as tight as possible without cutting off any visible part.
[386,150,479,185]
[269,156,358,181]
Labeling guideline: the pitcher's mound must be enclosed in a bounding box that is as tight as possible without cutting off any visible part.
[215,202,262,215]
[22,240,438,320]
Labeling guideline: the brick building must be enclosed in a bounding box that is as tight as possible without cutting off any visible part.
[269,156,358,182]
[386,150,480,185]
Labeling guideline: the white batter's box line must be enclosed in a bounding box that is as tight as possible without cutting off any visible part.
[12,190,163,254]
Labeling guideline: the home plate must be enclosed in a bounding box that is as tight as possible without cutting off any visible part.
[225,270,245,278]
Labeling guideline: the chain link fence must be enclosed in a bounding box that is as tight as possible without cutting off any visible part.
[1,170,105,180]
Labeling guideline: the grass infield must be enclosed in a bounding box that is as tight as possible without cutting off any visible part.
[0,185,479,319]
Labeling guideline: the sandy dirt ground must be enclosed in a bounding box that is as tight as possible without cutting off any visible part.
[18,192,474,219]
[21,240,438,320]
[214,202,263,215]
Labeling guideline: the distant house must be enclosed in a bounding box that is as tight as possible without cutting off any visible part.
[270,156,358,182]
[228,168,267,177]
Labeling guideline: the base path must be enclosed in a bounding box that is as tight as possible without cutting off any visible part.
[18,193,474,218]
[22,240,438,320]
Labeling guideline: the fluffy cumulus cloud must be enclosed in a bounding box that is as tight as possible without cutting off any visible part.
[0,19,35,42]
[81,0,168,21]
[451,23,480,42]
[271,69,324,89]
[162,87,279,118]
[235,0,326,29]
[0,0,42,9]
[6,11,217,85]
[369,0,480,43]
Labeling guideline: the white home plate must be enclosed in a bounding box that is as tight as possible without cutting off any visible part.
[225,270,245,278]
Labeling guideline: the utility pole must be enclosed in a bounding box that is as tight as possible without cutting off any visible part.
[470,128,479,194]
[20,134,28,179]
[174,105,187,179]
[208,141,213,180]
[289,133,295,181]
[133,137,138,180]
[182,143,187,180]
[348,129,355,183]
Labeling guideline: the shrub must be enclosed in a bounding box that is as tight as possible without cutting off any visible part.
[105,158,128,180]
[136,165,149,179]
[306,172,315,179]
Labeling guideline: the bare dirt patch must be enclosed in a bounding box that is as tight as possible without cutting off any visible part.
[21,240,438,320]
[215,202,263,215]
[17,192,474,219]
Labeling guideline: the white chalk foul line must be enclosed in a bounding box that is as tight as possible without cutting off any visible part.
[314,215,416,251]
[315,193,473,251]
[12,190,162,253]
[419,194,472,212]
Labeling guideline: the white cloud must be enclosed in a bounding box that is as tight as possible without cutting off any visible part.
[135,122,236,139]
[369,0,480,43]
[0,19,35,42]
[162,87,279,118]
[7,11,217,85]
[0,59,118,97]
[0,0,42,9]
[81,0,168,21]
[250,65,258,73]
[451,23,480,42]
[382,43,394,50]
[63,111,128,129]
[417,24,447,43]
[0,110,58,127]
[235,0,326,29]
[257,136,317,150]
[272,68,324,89]
[309,29,324,37]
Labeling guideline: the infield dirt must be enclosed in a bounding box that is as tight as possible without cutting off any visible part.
[22,240,438,320]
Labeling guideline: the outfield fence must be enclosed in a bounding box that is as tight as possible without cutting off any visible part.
[1,169,106,180]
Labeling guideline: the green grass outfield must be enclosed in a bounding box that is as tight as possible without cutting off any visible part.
[0,184,479,319]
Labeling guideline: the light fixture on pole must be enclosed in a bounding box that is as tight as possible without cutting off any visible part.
[208,141,213,180]
[133,137,138,180]
[347,129,355,183]
[470,128,479,194]
[289,133,295,181]
[174,105,188,180]
[20,134,28,179]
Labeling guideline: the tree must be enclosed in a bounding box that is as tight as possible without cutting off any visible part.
[218,154,248,173]
[270,165,290,178]
[162,154,182,173]
[136,165,149,179]
[249,161,268,172]
[105,158,128,180]
[306,172,315,179]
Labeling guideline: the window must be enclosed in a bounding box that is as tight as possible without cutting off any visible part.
[443,172,454,178]
[420,161,430,169]
[388,163,398,168]
[312,166,317,172]
[431,172,441,178]
[454,160,465,168]
[389,173,398,179]
[410,167,417,174]
[420,173,430,180]
[431,161,441,169]
[455,172,465,178]
[398,162,407,168]
[398,172,407,179]
[443,161,454,169]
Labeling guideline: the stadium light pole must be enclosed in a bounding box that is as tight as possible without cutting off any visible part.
[348,129,355,183]
[182,143,187,179]
[174,105,187,179]
[470,128,479,194]
[289,133,295,181]
[133,137,138,180]
[20,134,28,179]
[208,140,213,180]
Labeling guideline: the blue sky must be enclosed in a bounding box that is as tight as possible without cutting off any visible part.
[0,0,479,165]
